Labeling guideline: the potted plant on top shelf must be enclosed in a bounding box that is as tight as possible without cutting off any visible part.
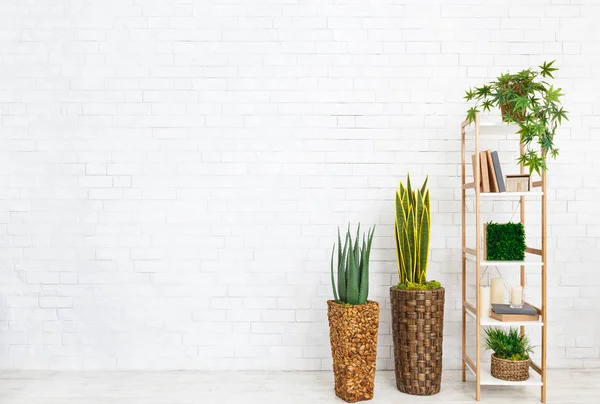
[391,174,444,396]
[464,60,568,175]
[485,327,535,382]
[328,224,378,403]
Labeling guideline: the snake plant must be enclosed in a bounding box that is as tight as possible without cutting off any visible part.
[394,174,440,290]
[330,224,376,305]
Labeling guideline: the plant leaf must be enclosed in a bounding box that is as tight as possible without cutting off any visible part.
[330,242,338,302]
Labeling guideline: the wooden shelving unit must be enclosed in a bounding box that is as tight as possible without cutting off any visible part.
[460,113,547,402]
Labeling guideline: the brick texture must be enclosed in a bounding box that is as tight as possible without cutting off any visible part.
[0,0,599,370]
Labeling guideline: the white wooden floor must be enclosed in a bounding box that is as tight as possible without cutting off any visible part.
[0,369,594,404]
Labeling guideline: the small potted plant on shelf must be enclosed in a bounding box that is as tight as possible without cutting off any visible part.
[464,60,568,174]
[328,224,378,403]
[391,174,444,396]
[485,327,534,382]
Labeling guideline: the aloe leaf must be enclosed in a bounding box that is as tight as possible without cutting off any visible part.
[354,223,360,258]
[337,227,342,271]
[358,238,367,304]
[330,243,338,301]
[347,232,360,305]
[359,225,375,304]
[338,231,349,302]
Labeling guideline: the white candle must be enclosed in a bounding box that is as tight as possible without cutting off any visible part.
[480,286,491,318]
[511,285,524,306]
[490,277,504,304]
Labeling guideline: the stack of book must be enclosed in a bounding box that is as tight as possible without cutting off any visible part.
[472,150,505,193]
[490,303,539,322]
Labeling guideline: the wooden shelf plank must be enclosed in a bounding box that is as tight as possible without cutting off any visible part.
[465,191,543,198]
[465,255,543,267]
[465,360,543,386]
[465,306,544,327]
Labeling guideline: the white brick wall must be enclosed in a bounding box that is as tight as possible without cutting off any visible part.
[0,0,599,370]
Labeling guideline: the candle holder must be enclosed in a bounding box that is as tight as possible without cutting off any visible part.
[510,286,525,309]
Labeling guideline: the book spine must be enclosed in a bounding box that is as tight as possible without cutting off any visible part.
[491,151,505,192]
[479,151,490,193]
[486,150,499,193]
[471,153,481,189]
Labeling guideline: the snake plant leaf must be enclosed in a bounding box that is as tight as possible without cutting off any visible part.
[394,175,432,288]
[394,222,406,282]
[415,190,424,280]
[399,180,406,201]
[418,203,430,284]
[330,243,339,302]
[394,222,402,279]
[407,173,415,206]
[405,205,415,283]
[420,175,429,196]
[401,190,410,221]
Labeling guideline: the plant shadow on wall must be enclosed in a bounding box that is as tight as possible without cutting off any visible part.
[328,224,378,403]
[390,174,445,396]
[464,60,568,175]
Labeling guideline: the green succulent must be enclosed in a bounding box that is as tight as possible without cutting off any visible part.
[330,224,375,305]
[485,327,535,361]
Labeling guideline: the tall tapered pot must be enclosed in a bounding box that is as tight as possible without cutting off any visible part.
[390,287,445,395]
[328,300,379,402]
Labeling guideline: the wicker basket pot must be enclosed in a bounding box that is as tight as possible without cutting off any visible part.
[327,300,379,403]
[500,103,526,122]
[390,287,445,396]
[490,354,530,382]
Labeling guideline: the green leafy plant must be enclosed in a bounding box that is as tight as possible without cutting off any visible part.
[394,174,441,290]
[486,222,526,261]
[330,224,376,305]
[485,327,534,361]
[464,60,568,174]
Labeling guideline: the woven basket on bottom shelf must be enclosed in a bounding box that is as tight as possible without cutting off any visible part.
[490,354,530,382]
[390,287,445,396]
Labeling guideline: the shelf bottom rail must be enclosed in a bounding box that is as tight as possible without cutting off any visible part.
[464,246,542,257]
[464,300,476,316]
[525,247,542,256]
[464,354,476,374]
[530,360,542,375]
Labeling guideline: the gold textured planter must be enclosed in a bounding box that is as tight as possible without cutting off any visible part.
[327,300,380,402]
[390,287,445,396]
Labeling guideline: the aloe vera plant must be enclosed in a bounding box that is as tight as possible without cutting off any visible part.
[394,174,440,290]
[330,224,376,305]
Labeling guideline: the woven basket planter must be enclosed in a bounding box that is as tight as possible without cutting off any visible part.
[490,354,530,382]
[327,300,380,402]
[390,287,445,396]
